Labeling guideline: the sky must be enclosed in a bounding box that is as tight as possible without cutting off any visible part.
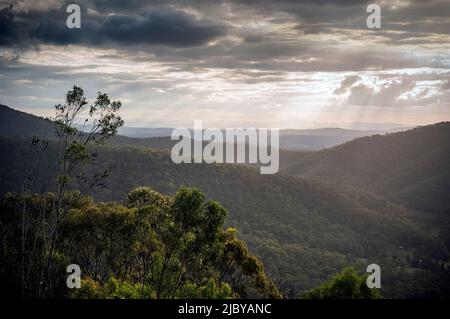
[0,0,449,129]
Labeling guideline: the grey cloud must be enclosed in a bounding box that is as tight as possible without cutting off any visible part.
[99,11,225,47]
[334,75,361,95]
[1,0,449,74]
[442,80,450,91]
[231,0,450,31]
[347,79,414,107]
[0,4,226,48]
[0,6,20,45]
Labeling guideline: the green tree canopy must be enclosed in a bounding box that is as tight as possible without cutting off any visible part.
[0,186,281,299]
[303,267,382,299]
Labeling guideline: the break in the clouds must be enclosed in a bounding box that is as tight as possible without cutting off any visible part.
[0,0,449,128]
[334,72,450,107]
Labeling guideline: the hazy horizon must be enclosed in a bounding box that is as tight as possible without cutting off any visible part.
[0,102,439,132]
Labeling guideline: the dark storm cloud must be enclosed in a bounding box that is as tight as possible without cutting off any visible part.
[1,0,449,73]
[0,4,226,48]
[99,11,225,47]
[0,8,14,45]
[5,0,450,47]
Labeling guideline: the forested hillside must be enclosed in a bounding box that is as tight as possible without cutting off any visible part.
[281,122,450,196]
[0,104,449,298]
[0,104,55,138]
[281,122,450,251]
[0,134,448,297]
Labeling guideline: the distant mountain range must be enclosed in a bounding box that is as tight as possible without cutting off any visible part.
[120,126,398,151]
[118,126,174,138]
[1,104,405,151]
[0,103,449,298]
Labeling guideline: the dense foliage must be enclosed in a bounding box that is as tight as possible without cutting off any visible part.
[303,267,382,299]
[0,187,280,299]
[281,122,450,249]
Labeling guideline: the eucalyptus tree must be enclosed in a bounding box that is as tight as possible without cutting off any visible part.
[26,86,124,298]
